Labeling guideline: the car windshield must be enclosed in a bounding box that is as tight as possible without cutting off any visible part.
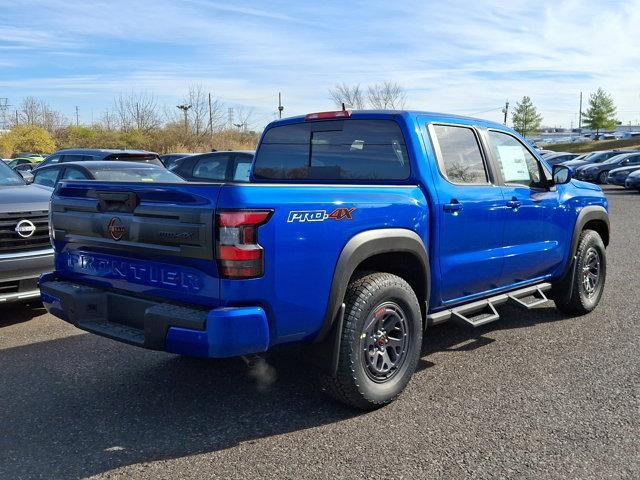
[90,167,184,182]
[601,155,629,165]
[0,160,25,186]
[104,154,164,166]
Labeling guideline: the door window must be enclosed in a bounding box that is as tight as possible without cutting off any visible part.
[33,168,60,187]
[488,130,547,189]
[431,124,488,184]
[192,155,230,180]
[233,158,253,181]
[62,168,90,180]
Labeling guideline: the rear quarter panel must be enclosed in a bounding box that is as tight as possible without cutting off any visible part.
[217,184,428,345]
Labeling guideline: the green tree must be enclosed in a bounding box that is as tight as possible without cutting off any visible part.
[511,96,542,137]
[582,88,617,137]
[2,125,56,156]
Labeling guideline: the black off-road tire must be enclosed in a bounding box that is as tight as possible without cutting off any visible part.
[552,229,606,315]
[323,272,422,410]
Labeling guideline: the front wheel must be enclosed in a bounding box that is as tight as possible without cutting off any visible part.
[323,272,423,410]
[552,229,606,315]
[598,171,609,184]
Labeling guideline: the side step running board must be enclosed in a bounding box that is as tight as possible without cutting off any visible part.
[427,283,552,328]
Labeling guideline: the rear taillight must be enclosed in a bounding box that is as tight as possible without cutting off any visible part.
[216,209,273,279]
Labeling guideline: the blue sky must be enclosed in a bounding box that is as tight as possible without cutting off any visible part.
[1,0,640,129]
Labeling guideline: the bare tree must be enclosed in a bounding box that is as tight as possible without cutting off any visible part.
[182,84,226,136]
[329,83,366,109]
[113,92,161,132]
[99,108,119,131]
[15,97,67,133]
[232,106,254,132]
[367,82,407,109]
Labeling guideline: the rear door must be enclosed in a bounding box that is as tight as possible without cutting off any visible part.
[425,122,505,304]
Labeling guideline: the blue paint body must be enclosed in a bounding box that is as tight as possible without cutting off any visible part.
[41,111,608,358]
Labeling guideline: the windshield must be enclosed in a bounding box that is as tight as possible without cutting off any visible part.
[601,154,628,165]
[0,160,25,186]
[90,167,184,182]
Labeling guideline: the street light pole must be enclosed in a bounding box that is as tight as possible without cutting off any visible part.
[177,104,192,133]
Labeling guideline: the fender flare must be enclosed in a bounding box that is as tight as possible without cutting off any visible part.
[561,205,609,278]
[314,228,430,342]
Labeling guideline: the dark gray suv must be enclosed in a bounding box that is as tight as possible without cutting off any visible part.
[0,161,53,304]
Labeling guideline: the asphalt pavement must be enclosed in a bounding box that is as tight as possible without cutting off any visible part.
[1,186,638,480]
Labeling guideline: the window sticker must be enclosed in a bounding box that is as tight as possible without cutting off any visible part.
[497,145,531,183]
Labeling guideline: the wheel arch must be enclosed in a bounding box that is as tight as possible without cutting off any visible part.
[561,205,609,279]
[314,228,430,342]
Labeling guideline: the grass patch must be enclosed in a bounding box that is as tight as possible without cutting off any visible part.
[546,137,640,153]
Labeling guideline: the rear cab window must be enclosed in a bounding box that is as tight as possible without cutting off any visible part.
[253,119,410,181]
[429,124,489,184]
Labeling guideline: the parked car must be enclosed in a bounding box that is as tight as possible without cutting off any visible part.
[38,149,163,169]
[606,162,640,186]
[624,169,640,191]
[160,153,198,169]
[12,153,46,162]
[31,161,185,190]
[170,150,254,182]
[40,110,610,409]
[574,152,640,183]
[537,150,556,157]
[0,160,54,304]
[561,150,623,168]
[13,161,41,184]
[542,152,580,166]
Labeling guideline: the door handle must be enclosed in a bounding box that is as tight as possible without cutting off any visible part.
[506,197,521,209]
[443,200,463,212]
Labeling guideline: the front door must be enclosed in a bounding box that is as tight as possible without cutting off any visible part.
[426,123,506,305]
[485,129,565,285]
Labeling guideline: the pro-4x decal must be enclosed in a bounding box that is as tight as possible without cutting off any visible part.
[287,208,355,223]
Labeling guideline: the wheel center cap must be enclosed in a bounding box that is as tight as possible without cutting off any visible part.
[377,336,387,346]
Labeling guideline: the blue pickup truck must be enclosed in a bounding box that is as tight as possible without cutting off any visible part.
[40,110,609,409]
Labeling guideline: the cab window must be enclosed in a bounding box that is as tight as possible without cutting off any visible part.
[431,124,489,184]
[488,130,547,189]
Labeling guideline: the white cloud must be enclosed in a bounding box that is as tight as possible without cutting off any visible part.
[1,0,639,127]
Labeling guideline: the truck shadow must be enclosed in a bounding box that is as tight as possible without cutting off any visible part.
[0,302,569,479]
[0,302,47,327]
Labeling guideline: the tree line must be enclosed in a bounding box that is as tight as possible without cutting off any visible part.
[0,84,260,157]
[0,82,622,157]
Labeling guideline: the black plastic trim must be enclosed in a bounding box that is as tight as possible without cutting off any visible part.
[314,228,430,342]
[561,205,609,279]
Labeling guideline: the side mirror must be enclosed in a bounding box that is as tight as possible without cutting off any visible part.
[552,164,572,185]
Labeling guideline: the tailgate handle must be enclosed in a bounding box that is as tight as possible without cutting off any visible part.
[97,191,139,213]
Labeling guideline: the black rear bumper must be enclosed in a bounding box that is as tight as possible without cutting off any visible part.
[39,276,207,349]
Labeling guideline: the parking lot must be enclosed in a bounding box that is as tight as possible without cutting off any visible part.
[0,185,637,480]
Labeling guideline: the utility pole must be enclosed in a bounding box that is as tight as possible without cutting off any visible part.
[177,104,192,133]
[502,100,509,125]
[208,93,214,137]
[75,106,80,126]
[278,92,284,119]
[15,110,19,126]
[578,91,583,133]
[135,102,140,130]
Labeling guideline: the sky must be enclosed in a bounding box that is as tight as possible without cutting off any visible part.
[1,0,640,130]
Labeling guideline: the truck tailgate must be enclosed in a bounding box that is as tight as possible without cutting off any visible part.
[50,181,222,307]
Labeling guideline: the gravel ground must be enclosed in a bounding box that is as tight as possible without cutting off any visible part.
[0,186,638,480]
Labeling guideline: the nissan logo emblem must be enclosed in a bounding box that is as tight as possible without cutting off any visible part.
[15,219,36,238]
[107,217,126,241]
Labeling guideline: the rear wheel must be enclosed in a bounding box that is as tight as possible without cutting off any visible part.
[552,229,606,315]
[323,272,422,410]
